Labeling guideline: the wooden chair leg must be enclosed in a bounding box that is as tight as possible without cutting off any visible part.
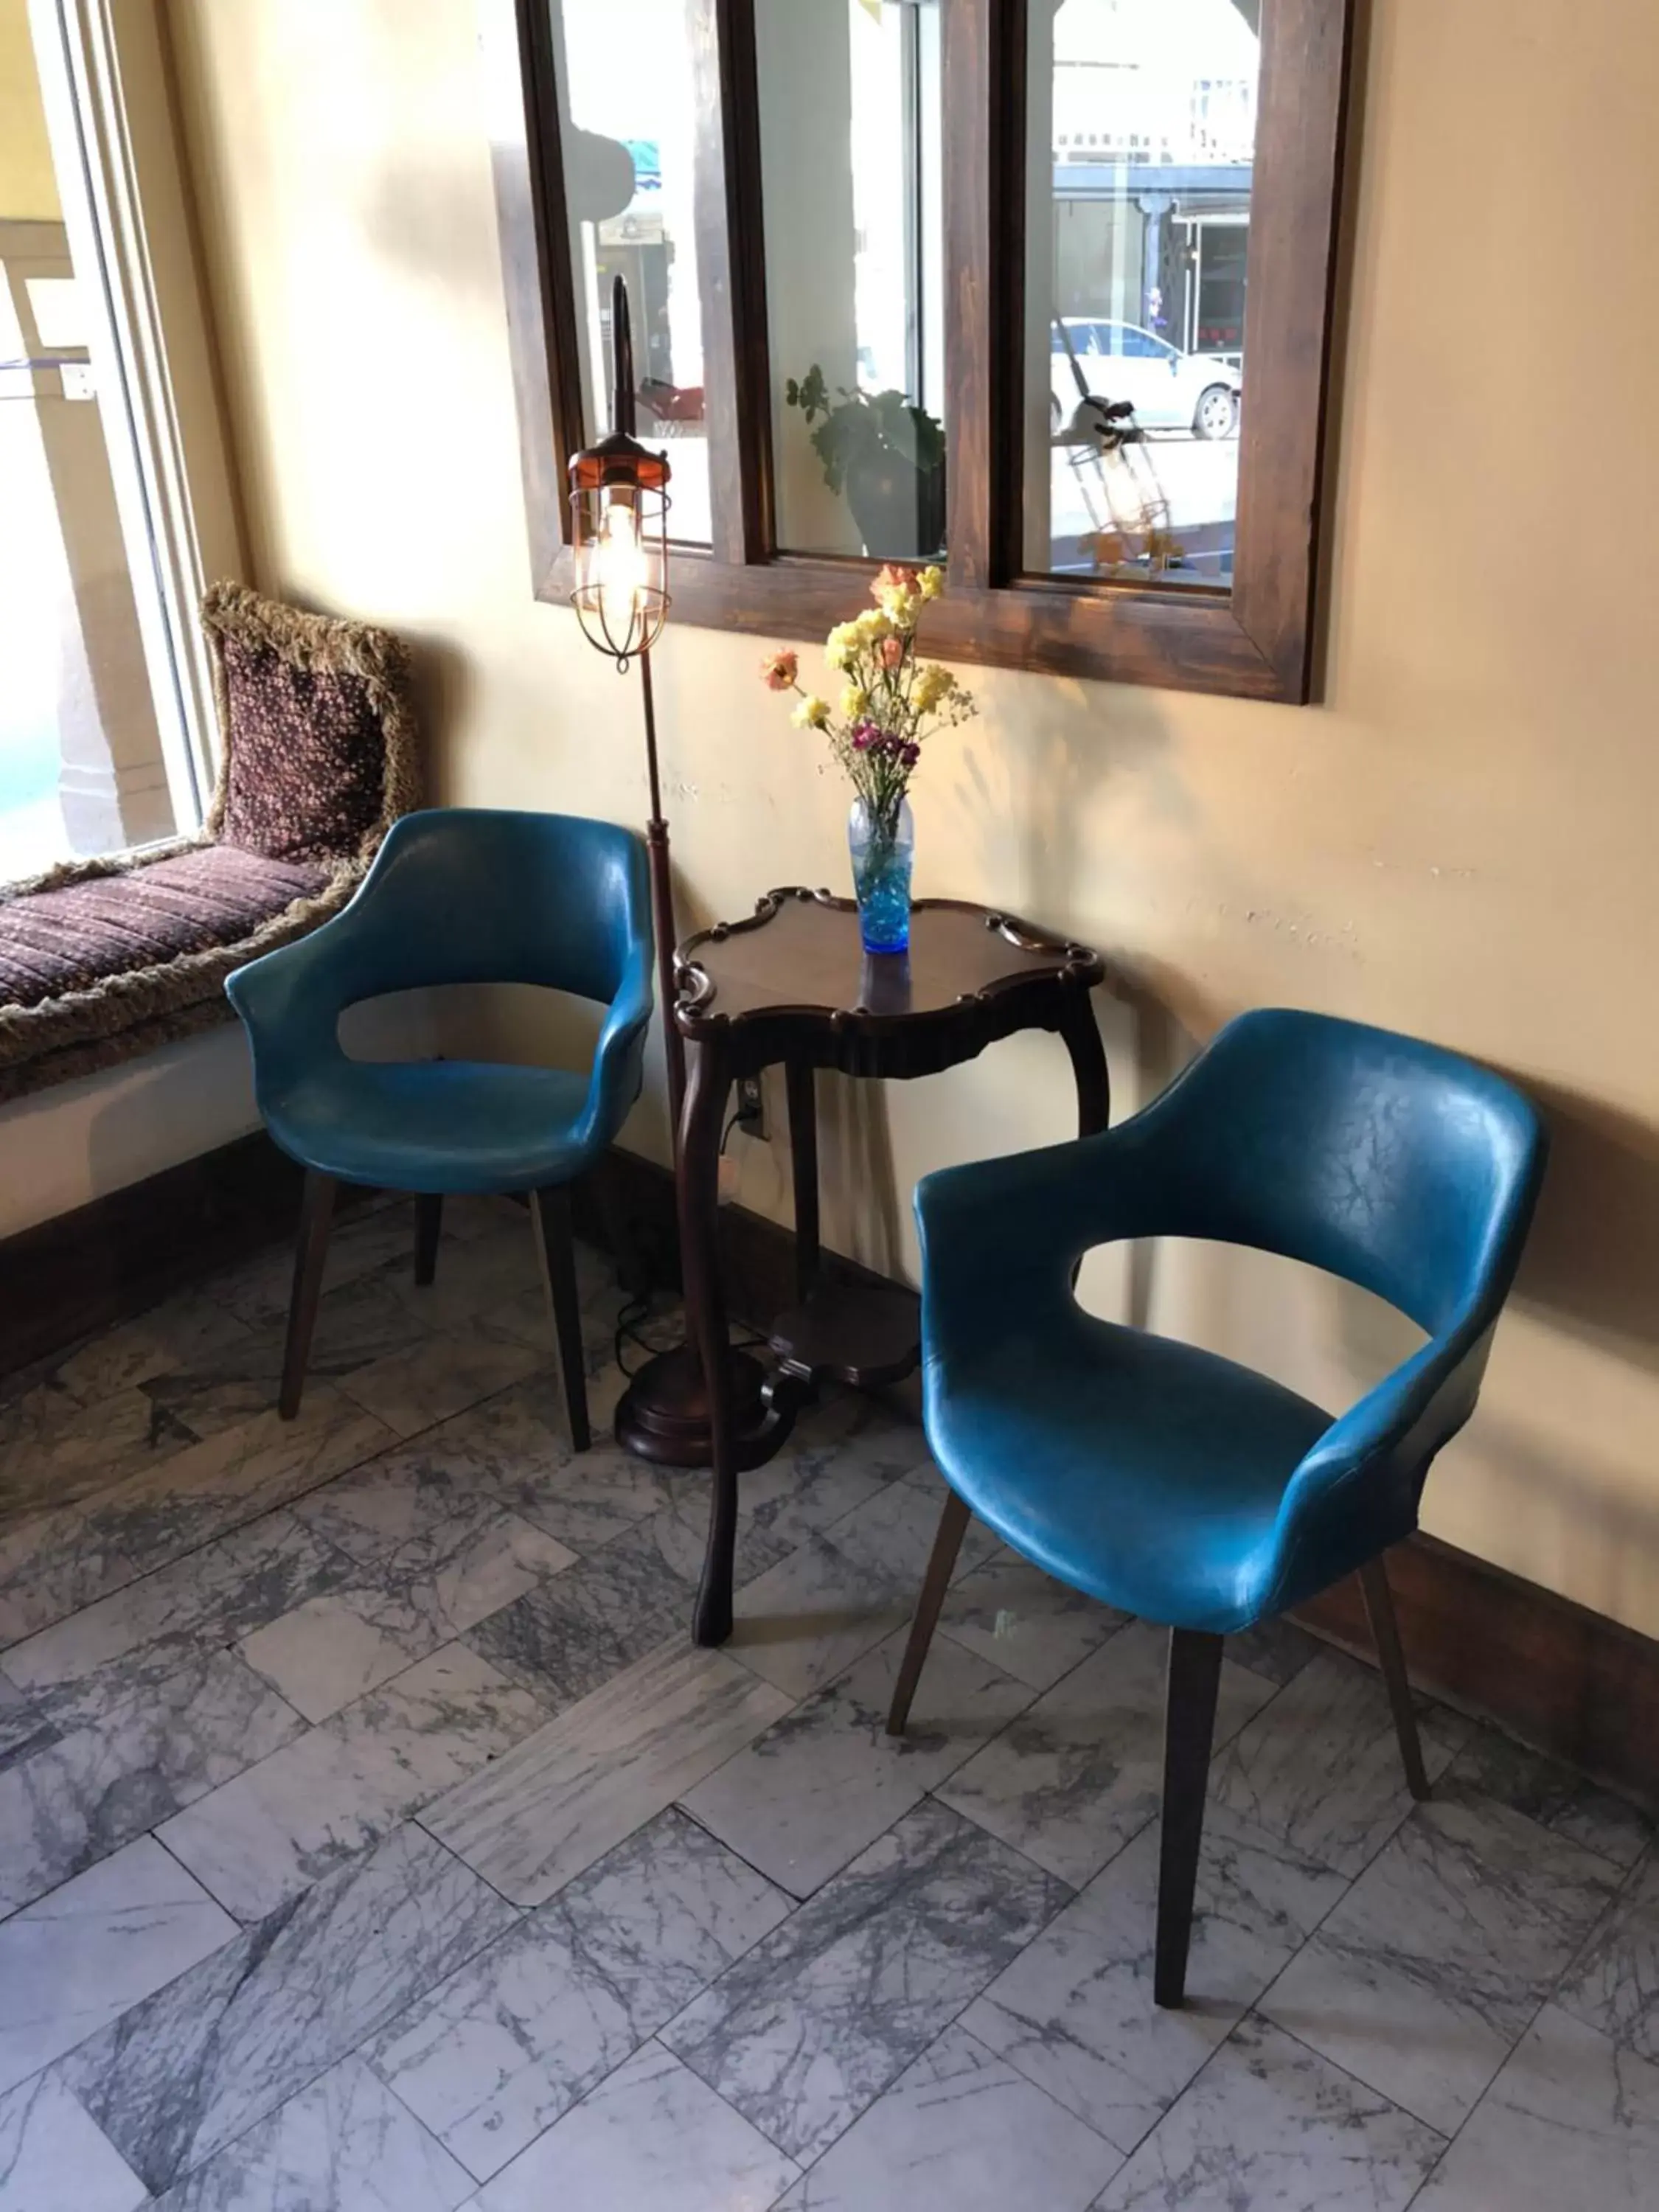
[279,1169,338,1420]
[412,1194,443,1286]
[531,1183,591,1452]
[886,1489,972,1736]
[1155,1627,1225,2008]
[1360,1554,1431,1801]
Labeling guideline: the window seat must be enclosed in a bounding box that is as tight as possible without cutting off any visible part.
[0,842,352,1103]
[0,582,420,1106]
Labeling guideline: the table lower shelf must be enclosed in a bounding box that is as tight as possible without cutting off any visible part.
[768,1277,922,1390]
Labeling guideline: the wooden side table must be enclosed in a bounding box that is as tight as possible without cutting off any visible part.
[672,888,1109,1645]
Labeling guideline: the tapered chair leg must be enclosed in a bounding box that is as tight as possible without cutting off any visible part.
[886,1489,972,1736]
[1360,1554,1431,1801]
[279,1169,338,1421]
[531,1183,591,1451]
[1155,1627,1225,2009]
[413,1194,443,1287]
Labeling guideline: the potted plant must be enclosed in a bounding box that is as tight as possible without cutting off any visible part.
[759,563,975,954]
[784,365,946,561]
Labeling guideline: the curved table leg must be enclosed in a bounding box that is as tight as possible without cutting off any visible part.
[680,1035,737,1646]
[1060,992,1110,1136]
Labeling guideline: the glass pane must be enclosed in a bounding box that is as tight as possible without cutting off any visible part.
[1,28,178,877]
[552,0,710,543]
[757,0,945,560]
[1023,0,1259,586]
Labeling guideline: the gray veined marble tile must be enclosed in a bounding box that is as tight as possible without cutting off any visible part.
[21,1290,257,1417]
[724,1471,999,1705]
[422,1638,793,1906]
[0,1381,198,1526]
[0,1671,57,1770]
[1260,1782,1621,2134]
[1411,2004,1659,2212]
[0,2072,147,2212]
[146,2054,473,2212]
[1448,1720,1655,1871]
[462,1513,693,1713]
[0,1834,236,2096]
[937,1544,1128,1692]
[472,2040,798,2212]
[964,1803,1348,2152]
[239,1511,574,1721]
[456,1382,688,1556]
[206,1203,434,1334]
[335,1312,546,1440]
[0,1386,393,1646]
[0,1641,304,1915]
[1091,2012,1445,2211]
[1210,1646,1468,1878]
[773,2020,1122,2212]
[936,1618,1276,1889]
[681,1625,1033,1898]
[1224,1615,1325,1688]
[60,1822,518,2197]
[293,1431,551,1565]
[734,1389,931,1555]
[157,1643,550,1921]
[661,1796,1070,2165]
[2,1505,354,1700]
[1556,1843,1659,2062]
[366,1806,790,2180]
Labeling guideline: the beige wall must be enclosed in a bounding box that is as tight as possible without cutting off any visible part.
[164,0,1659,1638]
[0,0,58,220]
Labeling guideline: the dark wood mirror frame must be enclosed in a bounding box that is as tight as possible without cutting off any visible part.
[481,0,1354,704]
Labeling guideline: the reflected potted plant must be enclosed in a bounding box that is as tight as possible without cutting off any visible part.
[759,564,975,955]
[785,365,946,560]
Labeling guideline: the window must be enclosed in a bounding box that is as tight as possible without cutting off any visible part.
[485,0,1353,702]
[2,0,230,877]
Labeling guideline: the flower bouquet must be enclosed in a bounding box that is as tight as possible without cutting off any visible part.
[759,564,975,953]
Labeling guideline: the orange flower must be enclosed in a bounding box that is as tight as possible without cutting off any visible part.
[872,563,919,601]
[877,635,905,671]
[760,648,799,691]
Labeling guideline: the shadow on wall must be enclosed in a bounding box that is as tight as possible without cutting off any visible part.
[1515,1081,1659,1376]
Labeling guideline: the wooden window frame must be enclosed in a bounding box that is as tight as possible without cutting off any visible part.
[482,0,1354,704]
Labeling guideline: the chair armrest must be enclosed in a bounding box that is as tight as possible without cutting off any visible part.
[915,1121,1172,1361]
[225,900,369,1083]
[573,933,655,1151]
[1261,1312,1494,1610]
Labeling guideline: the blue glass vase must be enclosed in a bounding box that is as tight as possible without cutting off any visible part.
[848,795,914,954]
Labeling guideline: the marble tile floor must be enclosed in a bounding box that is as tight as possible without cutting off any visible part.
[1,1193,1655,2209]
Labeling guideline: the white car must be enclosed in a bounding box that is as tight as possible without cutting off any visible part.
[1051,319,1241,439]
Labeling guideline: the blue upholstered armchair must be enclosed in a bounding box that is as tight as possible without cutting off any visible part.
[887,1008,1547,2007]
[226,808,653,1445]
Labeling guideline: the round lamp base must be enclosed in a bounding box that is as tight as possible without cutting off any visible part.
[613,1341,787,1470]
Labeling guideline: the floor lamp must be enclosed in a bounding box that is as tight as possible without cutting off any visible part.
[568,274,770,1467]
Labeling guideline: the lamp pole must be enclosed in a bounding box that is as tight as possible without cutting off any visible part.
[568,275,769,1470]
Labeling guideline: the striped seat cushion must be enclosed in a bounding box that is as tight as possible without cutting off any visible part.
[0,844,332,1011]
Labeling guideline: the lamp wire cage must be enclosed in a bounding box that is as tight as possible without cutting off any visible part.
[569,275,672,669]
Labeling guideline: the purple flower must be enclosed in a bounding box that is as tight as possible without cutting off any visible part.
[851,717,883,753]
[900,740,920,768]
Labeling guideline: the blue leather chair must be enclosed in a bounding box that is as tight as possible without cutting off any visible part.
[226,808,654,1444]
[887,1008,1546,2006]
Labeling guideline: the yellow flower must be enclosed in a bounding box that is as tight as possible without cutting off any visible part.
[877,585,918,629]
[792,694,830,729]
[840,684,871,720]
[911,663,955,713]
[824,622,859,671]
[853,607,892,644]
[917,564,944,601]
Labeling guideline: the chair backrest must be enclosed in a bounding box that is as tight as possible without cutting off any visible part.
[329,808,649,1005]
[1138,1009,1547,1338]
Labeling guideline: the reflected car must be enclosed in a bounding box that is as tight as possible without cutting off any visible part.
[1051,319,1240,439]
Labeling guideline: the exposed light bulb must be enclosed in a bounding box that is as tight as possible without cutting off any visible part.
[597,494,646,646]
